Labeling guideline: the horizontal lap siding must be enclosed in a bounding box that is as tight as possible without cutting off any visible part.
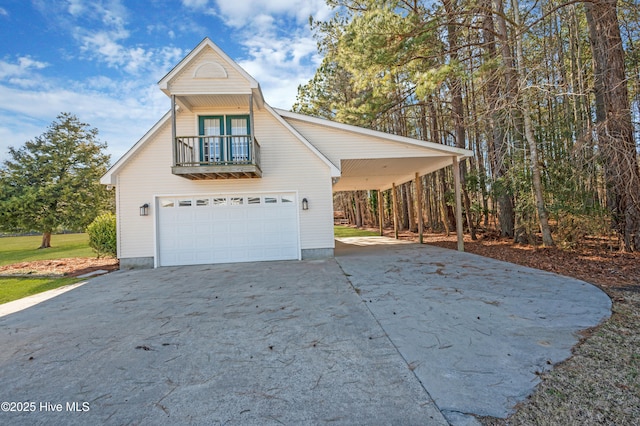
[168,48,251,95]
[284,118,449,165]
[116,109,333,260]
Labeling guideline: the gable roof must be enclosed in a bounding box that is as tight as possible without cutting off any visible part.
[276,109,471,158]
[275,108,473,191]
[101,38,473,189]
[158,37,261,101]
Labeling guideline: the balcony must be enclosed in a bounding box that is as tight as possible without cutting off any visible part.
[172,135,262,180]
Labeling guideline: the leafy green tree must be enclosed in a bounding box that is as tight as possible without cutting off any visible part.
[0,113,112,248]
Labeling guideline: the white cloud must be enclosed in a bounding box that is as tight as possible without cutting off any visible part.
[67,0,86,17]
[213,0,331,28]
[181,0,209,8]
[194,0,332,109]
[0,57,49,80]
[0,0,335,164]
[0,7,8,17]
[0,81,168,164]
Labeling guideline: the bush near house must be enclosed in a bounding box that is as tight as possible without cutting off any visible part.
[86,213,117,258]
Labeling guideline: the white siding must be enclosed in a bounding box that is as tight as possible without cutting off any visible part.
[283,117,452,165]
[168,47,252,95]
[116,108,334,262]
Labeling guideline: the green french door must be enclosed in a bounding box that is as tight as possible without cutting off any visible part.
[199,116,223,162]
[199,115,250,163]
[227,115,251,162]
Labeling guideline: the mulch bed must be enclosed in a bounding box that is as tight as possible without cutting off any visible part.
[0,257,119,277]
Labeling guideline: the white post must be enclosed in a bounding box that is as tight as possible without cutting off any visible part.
[171,95,177,166]
[452,156,464,252]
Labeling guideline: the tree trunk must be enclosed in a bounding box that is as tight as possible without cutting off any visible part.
[443,0,477,240]
[486,0,515,237]
[406,182,416,232]
[354,192,362,228]
[512,0,554,246]
[440,170,451,235]
[586,0,640,251]
[40,232,52,249]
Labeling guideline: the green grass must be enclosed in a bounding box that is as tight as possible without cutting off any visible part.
[334,225,380,238]
[0,277,81,304]
[0,233,93,266]
[0,234,93,305]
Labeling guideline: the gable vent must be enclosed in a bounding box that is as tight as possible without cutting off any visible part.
[193,62,228,79]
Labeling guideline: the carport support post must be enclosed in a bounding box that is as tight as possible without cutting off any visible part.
[452,156,465,252]
[377,189,384,236]
[415,172,424,244]
[392,183,399,239]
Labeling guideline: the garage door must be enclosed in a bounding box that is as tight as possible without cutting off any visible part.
[157,193,300,267]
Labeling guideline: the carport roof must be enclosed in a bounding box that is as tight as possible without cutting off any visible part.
[276,109,473,192]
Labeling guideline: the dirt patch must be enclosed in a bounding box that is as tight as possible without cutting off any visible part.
[0,257,119,277]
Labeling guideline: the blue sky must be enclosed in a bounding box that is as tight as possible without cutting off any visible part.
[0,0,333,163]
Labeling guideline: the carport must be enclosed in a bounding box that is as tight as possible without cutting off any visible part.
[277,109,474,251]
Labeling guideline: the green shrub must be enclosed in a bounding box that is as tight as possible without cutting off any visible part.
[86,213,117,258]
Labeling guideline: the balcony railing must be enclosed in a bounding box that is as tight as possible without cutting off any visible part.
[172,135,261,179]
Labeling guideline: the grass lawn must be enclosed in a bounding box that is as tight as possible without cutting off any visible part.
[0,277,81,305]
[334,225,380,238]
[0,233,93,266]
[0,233,92,304]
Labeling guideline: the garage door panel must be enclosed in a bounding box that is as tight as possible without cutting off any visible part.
[158,193,299,266]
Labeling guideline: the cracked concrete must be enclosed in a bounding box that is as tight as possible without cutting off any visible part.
[0,237,611,425]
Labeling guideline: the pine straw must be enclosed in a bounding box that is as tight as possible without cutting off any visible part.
[0,257,119,277]
[374,227,640,425]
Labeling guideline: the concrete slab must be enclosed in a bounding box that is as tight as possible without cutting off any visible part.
[0,259,447,425]
[0,239,611,425]
[77,269,110,278]
[0,281,88,318]
[335,238,612,424]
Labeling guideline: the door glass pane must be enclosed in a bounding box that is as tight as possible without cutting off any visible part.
[202,118,222,162]
[229,117,249,162]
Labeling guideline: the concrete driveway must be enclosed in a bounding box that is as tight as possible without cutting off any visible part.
[0,238,610,425]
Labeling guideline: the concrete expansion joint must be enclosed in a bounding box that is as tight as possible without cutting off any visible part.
[440,409,483,426]
[333,258,445,419]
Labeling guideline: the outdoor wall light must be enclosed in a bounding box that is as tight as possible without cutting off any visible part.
[140,203,150,216]
[302,198,309,210]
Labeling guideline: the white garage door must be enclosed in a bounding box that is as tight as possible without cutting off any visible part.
[157,193,300,267]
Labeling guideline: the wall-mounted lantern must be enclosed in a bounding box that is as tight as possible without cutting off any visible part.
[302,198,309,210]
[140,203,150,216]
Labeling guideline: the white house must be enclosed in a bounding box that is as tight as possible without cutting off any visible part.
[101,38,473,268]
